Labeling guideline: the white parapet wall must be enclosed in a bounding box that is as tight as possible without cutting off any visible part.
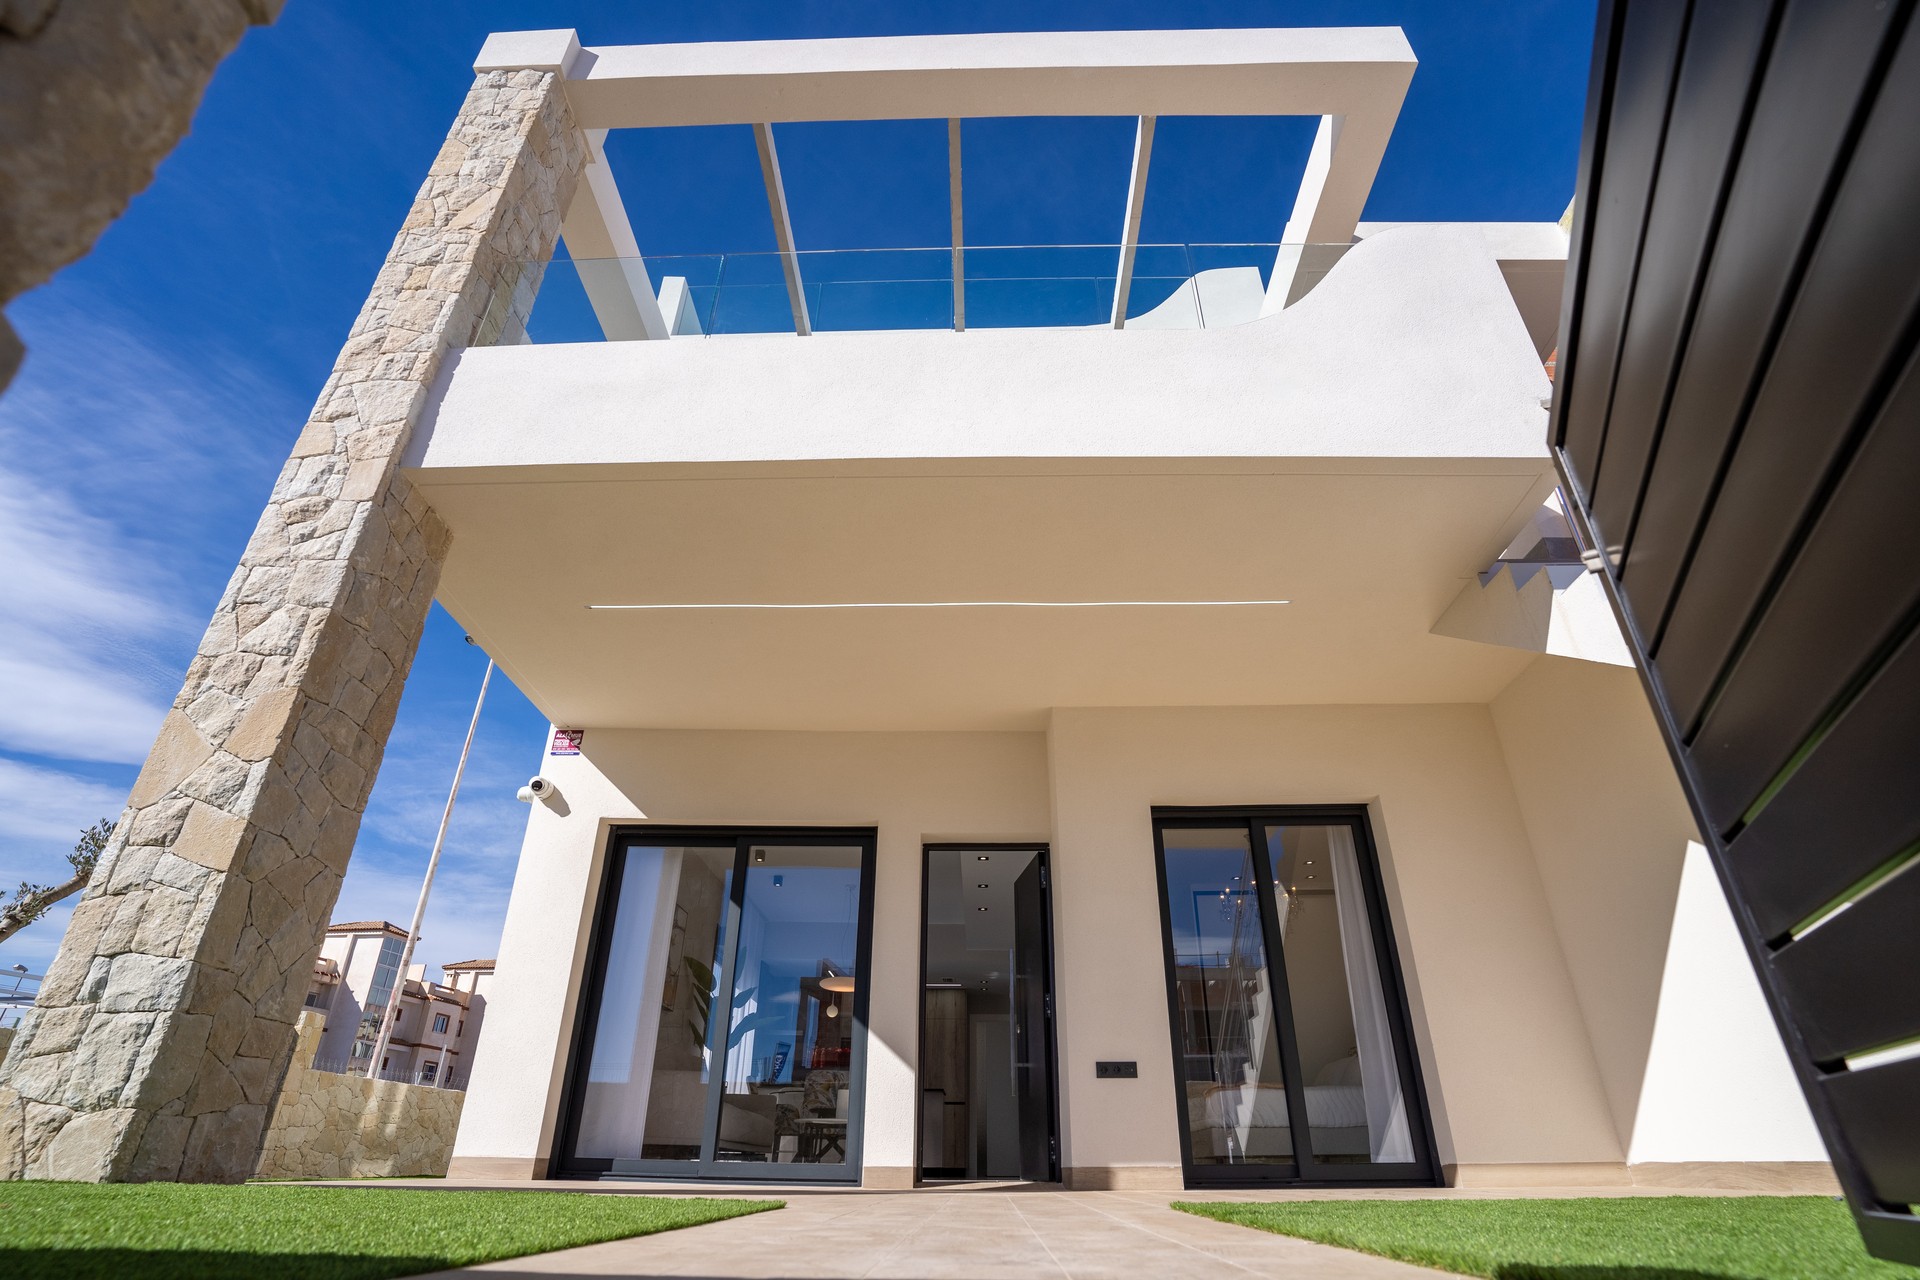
[409,225,1553,474]
[255,1012,467,1180]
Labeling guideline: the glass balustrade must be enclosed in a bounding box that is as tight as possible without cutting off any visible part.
[507,243,1339,343]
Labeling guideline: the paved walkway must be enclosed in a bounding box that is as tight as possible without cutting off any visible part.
[407,1187,1445,1279]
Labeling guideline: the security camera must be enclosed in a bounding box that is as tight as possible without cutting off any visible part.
[516,776,558,803]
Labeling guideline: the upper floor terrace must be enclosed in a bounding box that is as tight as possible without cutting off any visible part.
[401,27,1575,733]
[415,26,1565,468]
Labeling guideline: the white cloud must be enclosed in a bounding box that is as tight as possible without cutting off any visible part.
[0,289,298,766]
[0,472,183,763]
[0,757,126,845]
[331,715,539,973]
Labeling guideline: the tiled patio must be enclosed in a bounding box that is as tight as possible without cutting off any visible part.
[402,1187,1445,1278]
[293,1175,1811,1279]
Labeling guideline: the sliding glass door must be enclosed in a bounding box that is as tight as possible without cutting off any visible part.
[557,828,876,1182]
[1152,807,1434,1186]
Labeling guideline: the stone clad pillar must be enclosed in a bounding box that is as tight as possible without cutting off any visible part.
[0,61,586,1182]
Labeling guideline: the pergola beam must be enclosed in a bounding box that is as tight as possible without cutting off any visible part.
[753,122,811,337]
[949,118,964,332]
[560,129,670,341]
[1262,113,1381,313]
[1110,116,1156,329]
[555,28,1416,132]
[475,27,1421,322]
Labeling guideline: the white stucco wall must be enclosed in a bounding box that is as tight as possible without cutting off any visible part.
[409,225,1551,475]
[1627,843,1827,1163]
[451,728,1051,1179]
[1489,656,1827,1166]
[1045,704,1623,1177]
[459,693,1810,1185]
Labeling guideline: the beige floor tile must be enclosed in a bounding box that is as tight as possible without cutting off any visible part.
[396,1188,1449,1280]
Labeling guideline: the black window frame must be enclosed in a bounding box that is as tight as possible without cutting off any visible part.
[551,824,879,1184]
[1150,804,1439,1188]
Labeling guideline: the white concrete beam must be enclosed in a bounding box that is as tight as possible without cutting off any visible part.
[481,27,1418,326]
[473,28,582,76]
[560,29,1415,128]
[753,123,811,336]
[657,276,704,336]
[1110,116,1156,329]
[949,118,965,332]
[560,130,670,341]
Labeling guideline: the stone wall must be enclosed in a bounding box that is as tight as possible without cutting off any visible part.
[0,0,284,391]
[0,1028,13,1073]
[0,66,587,1183]
[253,1012,463,1180]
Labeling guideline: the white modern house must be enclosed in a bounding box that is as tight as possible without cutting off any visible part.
[305,921,493,1087]
[364,26,1843,1192]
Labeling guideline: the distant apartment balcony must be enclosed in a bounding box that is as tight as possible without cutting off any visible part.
[1,967,40,1031]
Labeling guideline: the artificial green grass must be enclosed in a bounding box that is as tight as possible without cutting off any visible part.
[0,1182,781,1280]
[1174,1195,1920,1280]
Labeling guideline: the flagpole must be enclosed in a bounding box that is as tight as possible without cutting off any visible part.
[366,643,493,1080]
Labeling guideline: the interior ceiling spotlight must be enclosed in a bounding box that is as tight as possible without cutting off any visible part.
[976,882,990,889]
[975,854,991,862]
[976,906,989,912]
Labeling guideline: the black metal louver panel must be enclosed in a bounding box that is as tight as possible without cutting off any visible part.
[1551,0,1920,1263]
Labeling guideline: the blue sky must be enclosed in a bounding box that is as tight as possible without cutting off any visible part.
[0,0,1593,975]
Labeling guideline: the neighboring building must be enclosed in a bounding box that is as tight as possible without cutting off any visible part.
[0,966,37,1033]
[428,28,1834,1192]
[305,922,493,1088]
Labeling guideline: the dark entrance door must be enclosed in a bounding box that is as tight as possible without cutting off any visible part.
[1151,807,1437,1187]
[919,844,1060,1183]
[1011,855,1060,1182]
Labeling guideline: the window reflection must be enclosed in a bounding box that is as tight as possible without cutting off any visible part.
[1161,827,1295,1166]
[716,846,862,1165]
[574,845,733,1162]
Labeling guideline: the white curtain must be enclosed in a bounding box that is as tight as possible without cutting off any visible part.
[1327,827,1414,1162]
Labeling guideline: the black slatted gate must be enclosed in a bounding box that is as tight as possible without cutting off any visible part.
[1552,0,1920,1261]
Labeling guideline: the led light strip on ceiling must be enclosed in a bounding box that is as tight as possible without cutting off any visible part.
[585,599,1291,610]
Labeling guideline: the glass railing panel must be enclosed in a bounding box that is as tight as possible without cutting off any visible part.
[1185,244,1283,329]
[699,252,790,336]
[803,248,953,333]
[644,254,726,337]
[1122,244,1202,328]
[521,258,605,345]
[962,244,1120,329]
[507,244,1324,344]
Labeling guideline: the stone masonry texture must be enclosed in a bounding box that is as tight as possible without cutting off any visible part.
[254,1013,464,1180]
[0,67,586,1183]
[0,0,285,394]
